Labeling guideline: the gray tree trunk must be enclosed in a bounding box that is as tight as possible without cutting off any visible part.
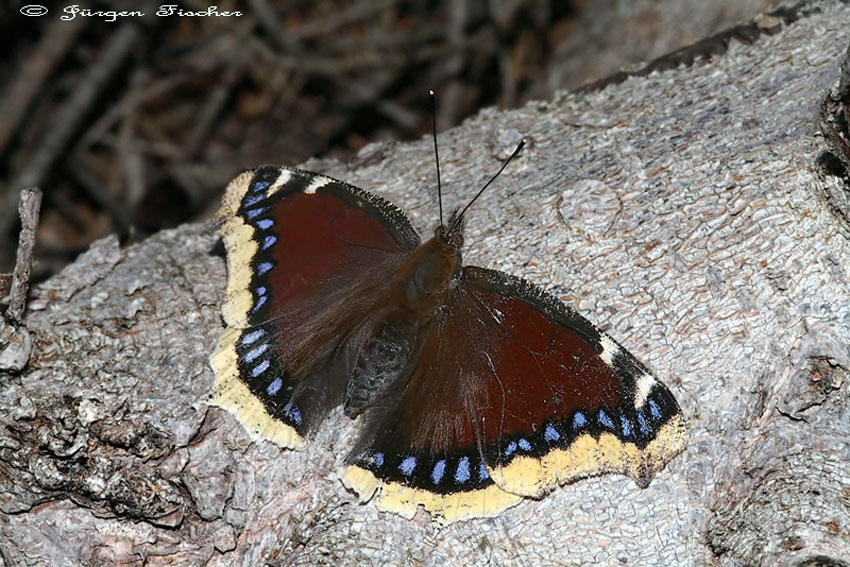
[3,2,850,565]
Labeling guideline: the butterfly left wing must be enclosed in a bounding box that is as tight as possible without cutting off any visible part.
[210,166,421,449]
[343,266,685,523]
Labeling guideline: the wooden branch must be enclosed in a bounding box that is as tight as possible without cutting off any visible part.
[2,3,850,565]
[0,187,41,373]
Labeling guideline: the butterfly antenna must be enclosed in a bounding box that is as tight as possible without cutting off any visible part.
[449,138,526,233]
[430,90,444,229]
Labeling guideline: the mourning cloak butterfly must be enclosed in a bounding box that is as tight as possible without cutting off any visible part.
[210,148,685,524]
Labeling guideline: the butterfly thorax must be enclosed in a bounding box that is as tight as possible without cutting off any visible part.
[398,236,461,309]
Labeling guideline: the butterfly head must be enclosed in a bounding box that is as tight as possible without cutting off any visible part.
[435,209,464,250]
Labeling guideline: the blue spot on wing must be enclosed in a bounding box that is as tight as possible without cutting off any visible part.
[544,424,561,443]
[431,460,446,484]
[244,207,268,220]
[266,377,282,396]
[518,438,532,451]
[598,409,615,429]
[252,295,267,313]
[572,411,587,430]
[283,401,301,426]
[637,411,651,436]
[399,456,416,477]
[251,360,270,378]
[620,414,633,438]
[244,343,269,365]
[454,457,471,483]
[243,194,265,208]
[251,180,270,193]
[479,461,490,480]
[262,235,277,250]
[504,441,517,457]
[256,219,274,230]
[241,329,265,345]
[649,398,662,421]
[257,262,273,276]
[373,452,384,467]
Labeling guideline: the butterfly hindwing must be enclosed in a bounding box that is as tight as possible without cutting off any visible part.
[210,166,421,448]
[458,267,685,497]
[343,308,524,523]
[343,266,684,522]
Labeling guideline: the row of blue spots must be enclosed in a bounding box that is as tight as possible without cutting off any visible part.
[391,454,490,486]
[245,176,278,293]
[507,404,659,455]
[249,354,299,427]
[503,438,534,458]
[596,406,663,439]
[243,171,272,215]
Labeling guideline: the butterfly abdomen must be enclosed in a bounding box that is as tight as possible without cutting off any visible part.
[344,315,417,418]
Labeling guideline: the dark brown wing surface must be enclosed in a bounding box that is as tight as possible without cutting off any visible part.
[344,266,684,523]
[211,166,421,448]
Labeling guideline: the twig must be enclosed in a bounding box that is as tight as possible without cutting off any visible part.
[7,188,42,324]
[0,188,41,374]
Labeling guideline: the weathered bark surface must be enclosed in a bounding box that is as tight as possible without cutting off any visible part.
[3,2,850,565]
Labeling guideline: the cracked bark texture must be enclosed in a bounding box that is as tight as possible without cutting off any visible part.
[3,2,850,565]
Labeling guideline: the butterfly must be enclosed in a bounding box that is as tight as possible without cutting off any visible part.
[209,143,685,524]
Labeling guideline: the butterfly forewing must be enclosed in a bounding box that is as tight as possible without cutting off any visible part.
[211,166,420,448]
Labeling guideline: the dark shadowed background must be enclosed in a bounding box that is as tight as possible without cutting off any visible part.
[1,0,773,277]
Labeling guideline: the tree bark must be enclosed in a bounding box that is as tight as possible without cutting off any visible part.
[3,2,850,565]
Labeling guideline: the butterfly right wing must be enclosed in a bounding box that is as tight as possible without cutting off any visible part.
[343,266,684,523]
[210,166,421,448]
